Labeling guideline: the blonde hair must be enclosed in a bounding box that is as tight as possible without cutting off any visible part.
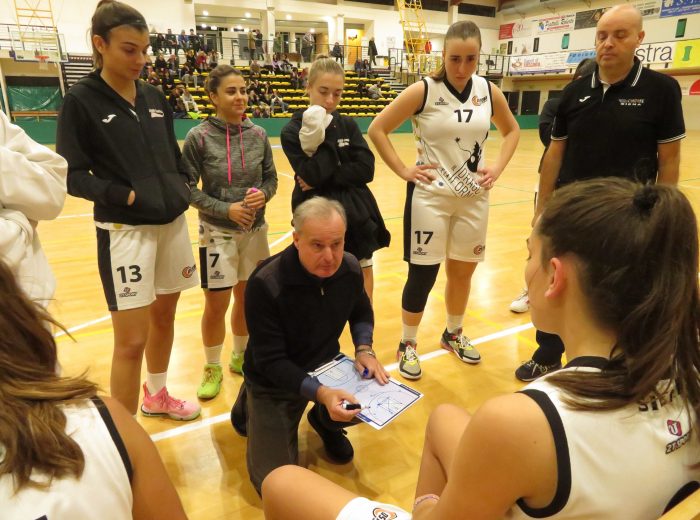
[307,55,344,87]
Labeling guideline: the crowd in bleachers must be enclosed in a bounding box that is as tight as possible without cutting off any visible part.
[139,32,398,119]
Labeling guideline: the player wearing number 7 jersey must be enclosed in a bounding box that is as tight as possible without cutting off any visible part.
[368,20,519,379]
[57,1,200,420]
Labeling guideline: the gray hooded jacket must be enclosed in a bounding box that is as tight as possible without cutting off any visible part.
[182,116,278,230]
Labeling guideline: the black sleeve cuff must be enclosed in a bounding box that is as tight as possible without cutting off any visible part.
[300,376,322,401]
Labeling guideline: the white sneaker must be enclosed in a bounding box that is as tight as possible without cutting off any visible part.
[510,289,529,313]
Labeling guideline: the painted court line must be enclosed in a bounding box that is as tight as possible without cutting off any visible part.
[150,322,534,443]
[57,213,93,220]
[54,315,112,337]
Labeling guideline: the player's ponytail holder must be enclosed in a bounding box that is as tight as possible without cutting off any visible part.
[632,185,659,216]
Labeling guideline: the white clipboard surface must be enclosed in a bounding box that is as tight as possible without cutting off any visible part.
[311,355,423,430]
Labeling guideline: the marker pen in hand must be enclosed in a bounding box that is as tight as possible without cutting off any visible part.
[341,401,363,411]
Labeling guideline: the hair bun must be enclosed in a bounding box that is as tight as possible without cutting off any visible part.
[633,185,659,215]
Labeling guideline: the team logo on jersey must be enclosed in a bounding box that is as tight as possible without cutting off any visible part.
[667,420,683,437]
[472,94,487,106]
[149,108,165,118]
[413,246,427,256]
[578,96,591,103]
[119,286,138,298]
[666,430,691,455]
[434,96,449,106]
[182,265,197,278]
[337,138,350,148]
[372,508,398,520]
[619,98,645,107]
[211,270,225,280]
[101,114,117,123]
[473,245,485,255]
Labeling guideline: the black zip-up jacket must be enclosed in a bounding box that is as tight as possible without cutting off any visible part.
[243,244,374,400]
[281,110,390,260]
[56,71,189,225]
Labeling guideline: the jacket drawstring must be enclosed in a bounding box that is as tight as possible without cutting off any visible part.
[225,123,246,186]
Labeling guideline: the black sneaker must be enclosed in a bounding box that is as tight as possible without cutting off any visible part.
[307,406,354,464]
[515,359,562,382]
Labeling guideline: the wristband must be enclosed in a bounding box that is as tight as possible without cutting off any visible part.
[355,348,376,358]
[413,494,439,509]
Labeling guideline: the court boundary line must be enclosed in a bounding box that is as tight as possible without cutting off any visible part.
[149,322,534,443]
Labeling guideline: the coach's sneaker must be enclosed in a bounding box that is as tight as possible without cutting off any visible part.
[229,351,244,374]
[141,383,201,421]
[397,340,421,380]
[515,359,562,382]
[441,328,481,364]
[197,363,223,399]
[510,289,530,313]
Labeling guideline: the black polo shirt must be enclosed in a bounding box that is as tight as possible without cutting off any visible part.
[551,58,685,187]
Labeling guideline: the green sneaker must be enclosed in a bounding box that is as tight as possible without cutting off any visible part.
[197,363,223,399]
[229,351,244,374]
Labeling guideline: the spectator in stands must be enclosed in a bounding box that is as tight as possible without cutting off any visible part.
[271,53,282,73]
[168,85,187,119]
[195,50,207,74]
[0,259,189,519]
[161,69,175,93]
[255,29,265,60]
[247,78,260,96]
[248,90,261,107]
[367,81,383,100]
[260,82,273,104]
[299,67,309,89]
[185,49,196,69]
[140,63,153,81]
[178,30,188,54]
[250,59,261,78]
[167,52,179,73]
[180,64,198,88]
[155,32,166,53]
[0,110,66,308]
[147,70,162,91]
[248,29,256,61]
[357,81,368,98]
[208,50,219,69]
[165,29,176,54]
[368,36,378,68]
[180,87,199,115]
[269,89,289,114]
[273,32,283,54]
[331,41,343,65]
[290,67,300,90]
[280,53,292,72]
[189,28,200,52]
[302,30,315,62]
[154,51,167,73]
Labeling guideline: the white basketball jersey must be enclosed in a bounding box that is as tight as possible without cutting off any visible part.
[2,398,133,519]
[507,364,700,519]
[411,75,493,198]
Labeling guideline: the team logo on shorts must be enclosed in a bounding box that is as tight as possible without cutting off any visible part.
[472,94,488,106]
[182,265,197,278]
[473,244,485,255]
[372,508,398,520]
[413,246,427,256]
[119,287,138,298]
[211,270,224,280]
[667,420,683,437]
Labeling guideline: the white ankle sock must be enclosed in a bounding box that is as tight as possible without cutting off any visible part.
[204,344,223,365]
[233,335,249,354]
[401,324,419,344]
[446,314,463,334]
[146,371,167,395]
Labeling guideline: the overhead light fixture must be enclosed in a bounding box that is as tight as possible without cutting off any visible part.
[203,10,208,16]
[201,23,207,29]
[310,28,315,33]
[211,25,217,30]
[237,25,242,30]
[245,12,251,18]
[286,14,292,20]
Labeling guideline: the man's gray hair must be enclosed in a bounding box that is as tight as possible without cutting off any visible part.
[292,196,347,233]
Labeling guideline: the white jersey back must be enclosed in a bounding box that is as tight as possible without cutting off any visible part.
[2,398,133,519]
[507,364,700,519]
[411,75,493,198]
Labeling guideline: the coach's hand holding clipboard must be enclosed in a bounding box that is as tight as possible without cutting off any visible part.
[354,345,390,385]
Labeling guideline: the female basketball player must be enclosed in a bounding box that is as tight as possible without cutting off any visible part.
[281,56,390,299]
[0,260,187,519]
[368,21,519,379]
[262,178,700,519]
[56,0,200,420]
[182,65,277,398]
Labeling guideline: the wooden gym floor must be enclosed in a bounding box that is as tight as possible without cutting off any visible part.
[46,129,700,519]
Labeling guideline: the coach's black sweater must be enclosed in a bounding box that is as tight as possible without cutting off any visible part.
[243,244,374,400]
[57,70,189,225]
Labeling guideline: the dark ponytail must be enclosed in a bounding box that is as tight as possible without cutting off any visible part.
[90,0,148,69]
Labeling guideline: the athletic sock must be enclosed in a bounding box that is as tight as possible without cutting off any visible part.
[446,314,463,334]
[233,335,249,355]
[204,344,223,365]
[146,371,167,395]
[401,324,419,345]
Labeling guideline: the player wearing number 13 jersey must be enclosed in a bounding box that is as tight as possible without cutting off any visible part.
[369,20,519,379]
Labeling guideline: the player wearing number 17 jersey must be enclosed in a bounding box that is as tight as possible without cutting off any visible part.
[369,20,519,379]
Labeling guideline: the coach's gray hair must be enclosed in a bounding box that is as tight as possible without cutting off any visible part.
[292,197,347,233]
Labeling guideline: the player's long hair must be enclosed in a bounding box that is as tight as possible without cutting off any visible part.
[90,0,148,69]
[308,55,345,88]
[0,261,98,491]
[431,21,482,83]
[538,178,700,420]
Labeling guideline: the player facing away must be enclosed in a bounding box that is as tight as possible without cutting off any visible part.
[368,21,519,379]
[56,0,200,420]
[182,65,278,399]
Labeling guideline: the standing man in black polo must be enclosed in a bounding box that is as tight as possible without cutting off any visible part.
[516,4,685,382]
[232,197,389,495]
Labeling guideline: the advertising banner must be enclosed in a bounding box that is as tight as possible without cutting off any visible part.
[660,0,700,18]
[536,14,575,34]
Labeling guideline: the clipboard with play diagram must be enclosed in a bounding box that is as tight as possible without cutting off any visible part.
[311,355,423,430]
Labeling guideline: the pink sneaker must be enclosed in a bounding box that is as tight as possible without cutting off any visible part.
[141,383,201,421]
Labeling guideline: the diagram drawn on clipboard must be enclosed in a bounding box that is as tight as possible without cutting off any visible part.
[312,356,422,429]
